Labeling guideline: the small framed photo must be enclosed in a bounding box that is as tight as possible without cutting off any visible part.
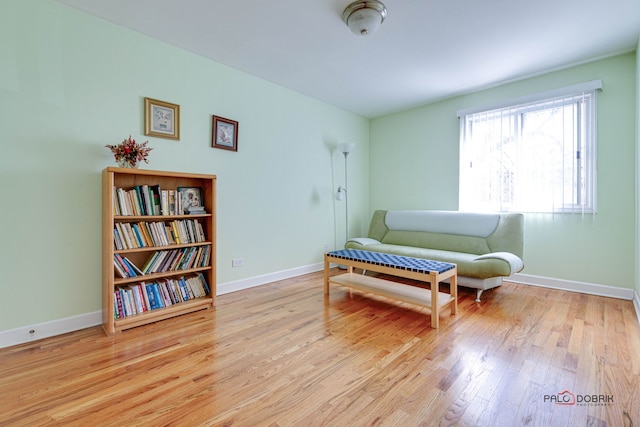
[145,97,180,140]
[178,186,203,214]
[212,115,238,151]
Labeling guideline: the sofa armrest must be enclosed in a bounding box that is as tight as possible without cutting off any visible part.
[346,238,381,247]
[473,252,524,274]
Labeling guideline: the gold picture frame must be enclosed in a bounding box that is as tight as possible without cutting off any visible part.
[144,97,180,140]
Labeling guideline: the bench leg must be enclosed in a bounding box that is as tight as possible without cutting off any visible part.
[475,289,483,303]
[324,256,330,296]
[431,279,439,329]
[450,275,458,315]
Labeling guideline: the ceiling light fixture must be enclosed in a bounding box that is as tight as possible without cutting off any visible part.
[342,0,387,36]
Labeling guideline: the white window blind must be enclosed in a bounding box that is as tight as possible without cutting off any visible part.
[458,81,600,214]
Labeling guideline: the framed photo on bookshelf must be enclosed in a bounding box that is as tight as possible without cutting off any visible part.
[145,97,180,140]
[212,115,238,152]
[178,186,203,214]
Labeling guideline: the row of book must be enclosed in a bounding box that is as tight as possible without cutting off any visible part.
[113,219,206,250]
[113,245,211,278]
[113,185,204,216]
[114,274,210,319]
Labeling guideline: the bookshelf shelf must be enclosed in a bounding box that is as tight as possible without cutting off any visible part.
[113,266,212,285]
[114,241,214,254]
[102,166,216,335]
[114,213,212,221]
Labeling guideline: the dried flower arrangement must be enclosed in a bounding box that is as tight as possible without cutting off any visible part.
[106,136,152,168]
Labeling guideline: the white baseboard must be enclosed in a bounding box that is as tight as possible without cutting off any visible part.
[0,311,102,349]
[0,263,325,349]
[2,267,635,349]
[217,262,324,295]
[634,290,640,326]
[510,273,636,300]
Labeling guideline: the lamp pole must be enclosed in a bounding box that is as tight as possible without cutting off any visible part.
[343,150,350,241]
[339,143,355,244]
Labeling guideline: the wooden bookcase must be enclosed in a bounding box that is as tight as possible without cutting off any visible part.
[102,167,216,335]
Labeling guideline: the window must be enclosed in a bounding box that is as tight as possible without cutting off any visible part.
[458,81,601,214]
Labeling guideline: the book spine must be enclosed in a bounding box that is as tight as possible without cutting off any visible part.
[142,251,161,274]
[114,254,133,277]
[151,185,162,216]
[115,291,125,318]
[115,223,130,249]
[159,281,173,307]
[112,187,121,216]
[123,256,144,276]
[154,222,170,246]
[151,284,164,308]
[125,288,137,315]
[161,190,169,215]
[197,272,210,295]
[168,190,175,215]
[116,188,129,216]
[123,223,139,248]
[178,278,189,301]
[130,224,145,248]
[113,229,123,251]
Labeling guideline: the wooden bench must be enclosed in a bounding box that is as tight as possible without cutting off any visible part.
[324,249,457,328]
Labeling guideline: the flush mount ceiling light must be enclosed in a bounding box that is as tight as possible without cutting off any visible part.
[342,0,387,36]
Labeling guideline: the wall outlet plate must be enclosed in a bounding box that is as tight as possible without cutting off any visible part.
[232,257,244,267]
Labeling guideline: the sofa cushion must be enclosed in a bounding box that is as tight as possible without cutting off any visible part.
[385,210,499,237]
[381,230,492,255]
[344,242,516,279]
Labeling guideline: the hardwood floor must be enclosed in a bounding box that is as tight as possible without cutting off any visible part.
[1,269,639,426]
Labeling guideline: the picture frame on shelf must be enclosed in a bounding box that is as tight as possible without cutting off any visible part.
[144,97,180,140]
[178,186,203,214]
[212,115,238,152]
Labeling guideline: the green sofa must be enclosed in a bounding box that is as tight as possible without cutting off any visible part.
[345,210,524,302]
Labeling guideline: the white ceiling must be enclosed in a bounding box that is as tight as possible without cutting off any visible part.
[54,0,640,118]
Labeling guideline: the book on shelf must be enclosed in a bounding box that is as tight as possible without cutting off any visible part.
[150,185,161,215]
[140,281,151,310]
[147,283,162,309]
[113,258,127,278]
[128,284,145,314]
[140,185,152,216]
[188,206,206,215]
[123,256,144,275]
[120,288,135,315]
[161,190,169,216]
[115,223,130,249]
[113,184,203,217]
[112,271,212,319]
[112,187,122,216]
[122,223,138,248]
[168,191,176,216]
[113,229,124,251]
[114,254,133,277]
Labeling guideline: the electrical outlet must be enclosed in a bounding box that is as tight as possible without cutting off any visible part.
[324,243,329,252]
[232,257,244,267]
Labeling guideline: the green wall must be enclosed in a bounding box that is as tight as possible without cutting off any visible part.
[636,36,640,299]
[371,53,637,289]
[0,0,369,331]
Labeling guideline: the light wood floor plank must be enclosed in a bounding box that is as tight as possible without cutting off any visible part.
[0,269,639,426]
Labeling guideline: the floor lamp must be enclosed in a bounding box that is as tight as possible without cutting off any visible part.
[336,142,355,246]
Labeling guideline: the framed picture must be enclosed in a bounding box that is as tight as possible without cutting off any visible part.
[177,186,203,214]
[212,115,238,151]
[144,97,180,140]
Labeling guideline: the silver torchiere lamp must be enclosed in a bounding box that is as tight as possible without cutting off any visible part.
[336,142,355,245]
